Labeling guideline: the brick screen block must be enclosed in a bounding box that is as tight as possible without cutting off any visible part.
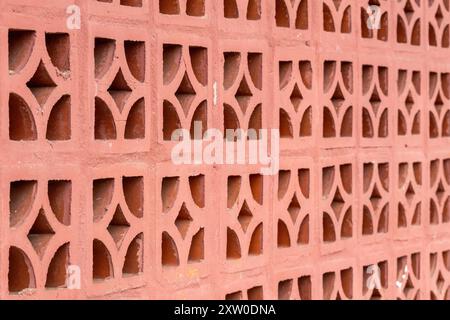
[0,0,449,300]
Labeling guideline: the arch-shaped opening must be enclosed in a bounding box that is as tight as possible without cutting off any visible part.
[46,95,71,141]
[8,246,36,293]
[161,232,179,266]
[123,233,143,275]
[95,97,117,140]
[93,239,113,280]
[9,93,37,141]
[46,243,70,288]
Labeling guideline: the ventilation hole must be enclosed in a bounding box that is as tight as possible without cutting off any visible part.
[93,239,113,280]
[46,95,71,141]
[279,109,293,138]
[93,178,114,222]
[298,215,309,244]
[227,176,241,208]
[9,93,37,141]
[362,206,374,235]
[430,112,439,138]
[176,73,196,116]
[361,8,371,38]
[296,0,308,29]
[175,203,192,239]
[412,202,421,225]
[224,0,239,18]
[186,47,207,88]
[398,203,407,228]
[108,69,132,113]
[160,0,180,14]
[28,211,55,257]
[322,166,335,197]
[120,0,142,6]
[341,208,353,238]
[163,100,181,140]
[341,6,352,33]
[162,232,179,266]
[278,279,293,300]
[341,62,353,93]
[249,174,263,205]
[377,204,388,233]
[163,44,182,85]
[45,243,69,288]
[276,0,290,27]
[323,4,335,32]
[224,52,241,89]
[162,176,179,213]
[278,170,291,200]
[45,33,70,72]
[323,272,335,299]
[186,0,205,16]
[340,164,352,194]
[324,61,337,92]
[248,104,262,139]
[190,101,208,139]
[430,200,439,224]
[300,106,312,137]
[226,291,242,300]
[411,253,420,278]
[8,29,36,72]
[8,246,36,293]
[124,41,145,82]
[323,107,336,137]
[362,163,374,193]
[123,176,144,218]
[107,205,130,249]
[248,286,263,300]
[378,109,388,137]
[27,209,55,259]
[10,180,37,227]
[188,228,204,262]
[443,111,450,136]
[189,175,205,208]
[362,108,374,138]
[95,97,117,140]
[26,60,57,106]
[246,0,261,20]
[279,61,292,89]
[248,53,262,90]
[123,233,143,275]
[444,197,450,223]
[397,17,408,43]
[48,180,71,225]
[224,104,241,140]
[298,276,312,300]
[411,20,421,46]
[442,25,450,47]
[28,210,54,255]
[124,98,145,139]
[341,268,353,298]
[429,25,437,46]
[378,12,388,41]
[226,228,241,259]
[94,38,115,79]
[444,159,450,185]
[277,220,291,248]
[323,212,336,242]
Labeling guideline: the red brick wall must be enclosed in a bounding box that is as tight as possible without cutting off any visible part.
[2,0,450,300]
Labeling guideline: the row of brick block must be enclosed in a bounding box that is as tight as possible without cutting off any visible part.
[0,0,449,300]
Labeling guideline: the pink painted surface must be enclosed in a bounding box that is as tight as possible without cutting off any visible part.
[1,0,450,300]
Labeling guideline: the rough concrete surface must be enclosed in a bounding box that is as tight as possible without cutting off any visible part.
[1,0,450,300]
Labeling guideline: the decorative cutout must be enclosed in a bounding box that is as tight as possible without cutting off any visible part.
[321,164,353,243]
